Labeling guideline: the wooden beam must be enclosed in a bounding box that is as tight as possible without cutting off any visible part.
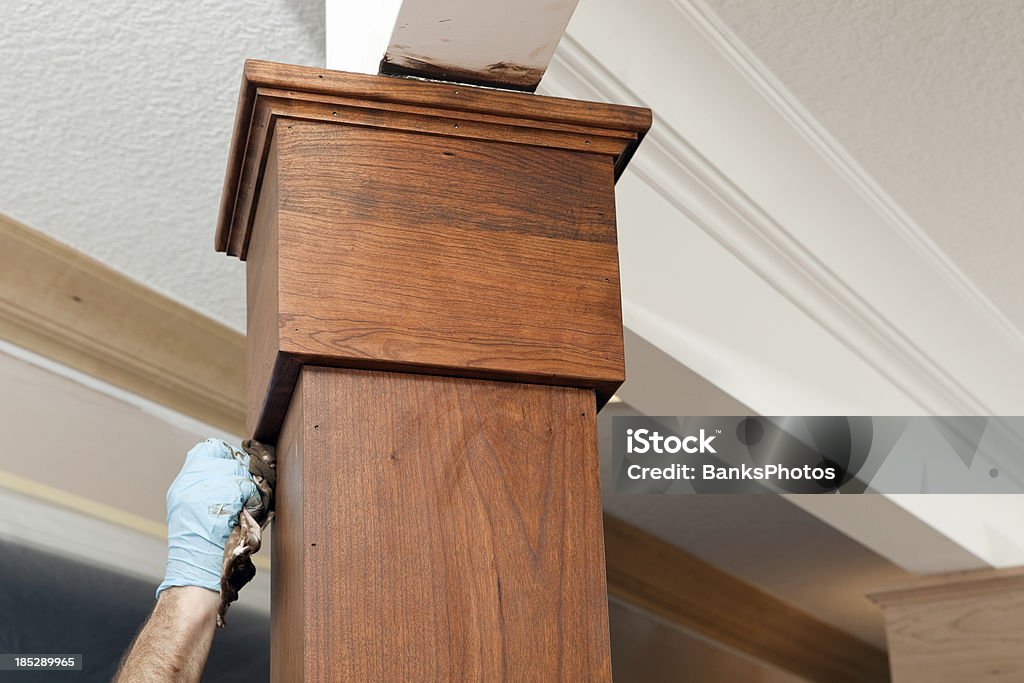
[604,514,891,683]
[324,0,580,91]
[871,567,1024,681]
[0,213,246,435]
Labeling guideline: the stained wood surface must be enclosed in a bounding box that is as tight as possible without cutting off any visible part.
[216,61,651,257]
[275,122,623,382]
[604,515,891,683]
[872,567,1024,682]
[245,140,282,436]
[244,120,627,439]
[270,370,305,681]
[272,366,611,681]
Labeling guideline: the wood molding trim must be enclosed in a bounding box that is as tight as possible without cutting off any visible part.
[870,565,1024,606]
[870,567,1024,681]
[0,213,246,436]
[219,61,651,439]
[604,514,891,683]
[217,59,651,258]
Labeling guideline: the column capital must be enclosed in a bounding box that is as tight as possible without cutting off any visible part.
[216,61,650,440]
[216,59,650,259]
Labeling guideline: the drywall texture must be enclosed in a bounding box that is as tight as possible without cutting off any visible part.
[0,0,325,331]
[705,0,1024,329]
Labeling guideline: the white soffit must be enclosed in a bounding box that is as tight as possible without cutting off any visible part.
[549,0,1024,417]
[704,0,1024,334]
[543,0,1024,571]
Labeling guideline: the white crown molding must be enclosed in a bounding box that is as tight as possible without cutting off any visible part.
[543,0,1024,575]
[676,0,1024,355]
[543,1,1024,417]
[547,37,984,415]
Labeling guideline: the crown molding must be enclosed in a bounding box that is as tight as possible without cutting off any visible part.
[217,60,650,257]
[676,0,1024,355]
[545,3,1024,416]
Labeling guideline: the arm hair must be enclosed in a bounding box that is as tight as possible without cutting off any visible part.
[114,586,219,682]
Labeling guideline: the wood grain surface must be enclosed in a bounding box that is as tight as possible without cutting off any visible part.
[217,60,651,255]
[604,515,891,683]
[873,568,1024,682]
[272,365,611,681]
[274,122,623,381]
[270,369,305,681]
[244,120,628,439]
[245,140,283,436]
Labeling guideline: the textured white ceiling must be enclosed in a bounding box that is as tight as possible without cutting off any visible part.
[704,0,1024,329]
[6,0,1020,335]
[0,0,325,331]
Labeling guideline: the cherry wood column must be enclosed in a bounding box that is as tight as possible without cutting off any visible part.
[274,368,609,680]
[217,60,650,681]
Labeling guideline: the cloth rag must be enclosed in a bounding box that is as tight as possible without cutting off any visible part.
[218,439,276,627]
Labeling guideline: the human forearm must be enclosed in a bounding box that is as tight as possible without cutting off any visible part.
[117,439,261,681]
[114,586,219,683]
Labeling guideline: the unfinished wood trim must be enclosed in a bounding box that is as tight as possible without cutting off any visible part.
[0,213,246,436]
[870,566,1024,682]
[870,565,1024,606]
[603,514,891,683]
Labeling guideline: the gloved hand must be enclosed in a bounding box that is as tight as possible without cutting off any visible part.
[156,438,260,598]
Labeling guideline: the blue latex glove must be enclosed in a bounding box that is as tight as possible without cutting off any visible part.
[156,438,260,598]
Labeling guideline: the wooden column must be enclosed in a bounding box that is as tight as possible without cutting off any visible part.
[871,567,1024,682]
[216,60,650,681]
